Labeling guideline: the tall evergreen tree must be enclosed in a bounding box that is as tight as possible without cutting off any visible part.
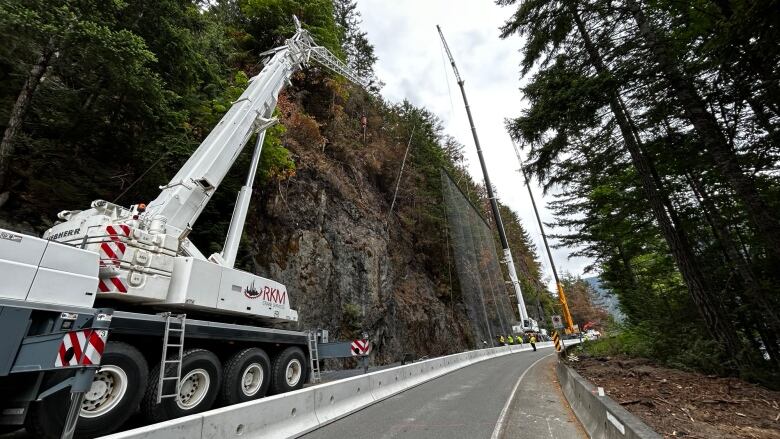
[332,0,377,83]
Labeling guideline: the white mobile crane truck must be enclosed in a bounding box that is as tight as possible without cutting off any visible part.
[0,18,368,439]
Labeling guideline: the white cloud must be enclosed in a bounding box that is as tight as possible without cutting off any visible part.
[356,0,596,290]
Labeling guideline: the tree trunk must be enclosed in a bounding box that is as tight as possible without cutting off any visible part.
[0,42,56,190]
[710,0,780,137]
[757,322,780,368]
[569,4,746,366]
[626,0,780,265]
[686,172,780,331]
[617,96,688,234]
[615,240,640,291]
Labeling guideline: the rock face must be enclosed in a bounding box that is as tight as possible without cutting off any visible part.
[247,159,473,363]
[227,86,481,364]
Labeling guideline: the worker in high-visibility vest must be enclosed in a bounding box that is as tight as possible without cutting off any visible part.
[498,335,505,345]
[530,333,537,351]
[507,334,514,345]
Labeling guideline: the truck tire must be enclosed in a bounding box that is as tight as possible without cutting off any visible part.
[142,349,221,423]
[269,346,307,395]
[218,347,271,405]
[26,341,148,439]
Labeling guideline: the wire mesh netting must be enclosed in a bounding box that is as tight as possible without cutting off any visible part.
[441,170,517,347]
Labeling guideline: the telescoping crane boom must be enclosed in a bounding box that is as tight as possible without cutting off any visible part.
[143,15,369,267]
[437,25,537,332]
[36,17,368,319]
[511,140,576,334]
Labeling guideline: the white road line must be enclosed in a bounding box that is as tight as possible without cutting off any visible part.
[490,352,555,439]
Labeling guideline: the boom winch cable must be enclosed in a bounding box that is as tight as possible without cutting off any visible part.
[389,125,416,216]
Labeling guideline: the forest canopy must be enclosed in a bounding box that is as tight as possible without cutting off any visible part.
[499,0,780,385]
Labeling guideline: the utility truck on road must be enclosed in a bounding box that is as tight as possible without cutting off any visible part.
[0,18,367,439]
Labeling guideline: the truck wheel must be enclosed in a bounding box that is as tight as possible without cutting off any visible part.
[218,347,271,405]
[142,349,221,423]
[269,346,307,395]
[26,341,148,439]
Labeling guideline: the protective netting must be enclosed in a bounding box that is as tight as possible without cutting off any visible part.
[441,170,517,347]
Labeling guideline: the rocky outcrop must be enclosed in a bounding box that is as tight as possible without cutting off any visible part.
[247,156,472,363]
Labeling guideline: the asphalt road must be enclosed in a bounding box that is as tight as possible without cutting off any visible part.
[302,348,583,439]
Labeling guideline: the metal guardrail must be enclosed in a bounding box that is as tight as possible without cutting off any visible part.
[556,360,661,439]
[100,342,560,439]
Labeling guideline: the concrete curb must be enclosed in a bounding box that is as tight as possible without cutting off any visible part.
[100,342,559,439]
[556,361,662,439]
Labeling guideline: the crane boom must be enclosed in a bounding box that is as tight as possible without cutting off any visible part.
[511,140,576,334]
[141,18,367,266]
[437,25,533,328]
[37,17,367,323]
[436,25,462,84]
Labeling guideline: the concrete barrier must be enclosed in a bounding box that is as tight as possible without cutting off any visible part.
[314,374,373,424]
[449,351,473,369]
[101,343,559,439]
[424,358,444,377]
[405,357,436,387]
[200,387,319,439]
[439,354,457,373]
[101,414,203,439]
[368,365,406,401]
[556,361,661,439]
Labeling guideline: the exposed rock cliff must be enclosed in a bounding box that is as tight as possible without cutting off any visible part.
[244,90,474,362]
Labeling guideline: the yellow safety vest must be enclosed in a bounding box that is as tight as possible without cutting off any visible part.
[507,336,514,344]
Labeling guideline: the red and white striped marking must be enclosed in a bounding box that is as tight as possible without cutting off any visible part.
[97,276,128,293]
[54,329,109,367]
[350,339,371,356]
[99,225,131,267]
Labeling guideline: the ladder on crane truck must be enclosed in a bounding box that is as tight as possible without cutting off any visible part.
[0,17,370,439]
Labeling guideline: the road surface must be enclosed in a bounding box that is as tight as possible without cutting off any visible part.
[1,350,584,439]
[302,348,586,439]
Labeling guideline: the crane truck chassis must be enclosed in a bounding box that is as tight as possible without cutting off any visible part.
[0,229,367,438]
[0,17,370,439]
[0,292,314,438]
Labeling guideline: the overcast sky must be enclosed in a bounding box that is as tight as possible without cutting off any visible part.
[355,0,595,288]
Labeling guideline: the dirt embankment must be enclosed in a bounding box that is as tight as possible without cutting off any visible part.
[571,356,780,439]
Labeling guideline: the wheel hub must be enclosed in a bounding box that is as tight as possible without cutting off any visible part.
[85,380,109,401]
[241,363,263,396]
[285,359,302,387]
[177,369,210,410]
[80,365,128,418]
